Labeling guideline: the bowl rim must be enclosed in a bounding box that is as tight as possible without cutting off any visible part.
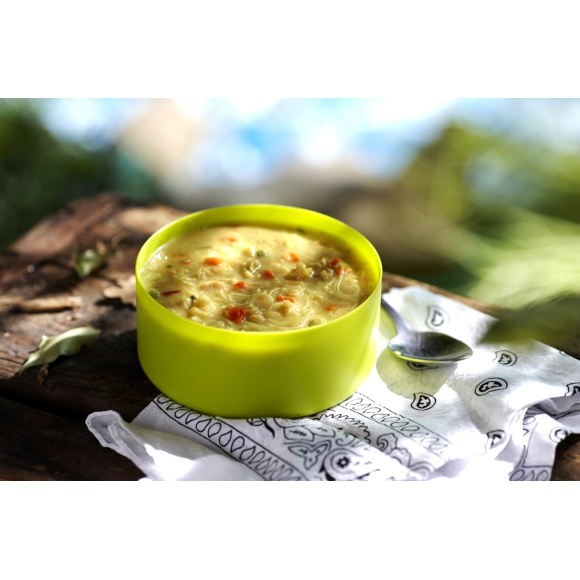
[135,203,382,337]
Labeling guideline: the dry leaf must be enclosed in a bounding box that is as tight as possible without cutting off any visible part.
[103,275,136,307]
[72,246,114,279]
[37,363,49,386]
[71,234,126,279]
[18,326,101,376]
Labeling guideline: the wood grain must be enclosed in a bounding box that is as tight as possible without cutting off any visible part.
[0,396,142,481]
[1,192,580,480]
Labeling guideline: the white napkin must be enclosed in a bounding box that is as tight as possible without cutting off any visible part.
[86,286,580,481]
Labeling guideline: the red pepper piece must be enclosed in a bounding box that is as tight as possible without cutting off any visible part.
[204,257,223,266]
[287,252,300,263]
[162,290,182,296]
[261,270,275,279]
[234,281,247,290]
[227,306,247,323]
[333,265,342,276]
[326,305,339,311]
[277,295,295,303]
[328,257,340,268]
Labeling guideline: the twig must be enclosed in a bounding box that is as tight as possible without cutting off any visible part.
[0,296,82,312]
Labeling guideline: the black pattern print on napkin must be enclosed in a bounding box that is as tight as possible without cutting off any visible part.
[247,418,276,438]
[375,433,435,479]
[426,305,449,328]
[287,441,331,469]
[566,383,580,396]
[273,420,393,481]
[320,448,382,481]
[339,394,456,461]
[494,351,517,366]
[522,413,537,436]
[411,392,436,411]
[273,418,338,441]
[486,430,506,451]
[549,428,569,443]
[510,410,553,481]
[156,396,407,481]
[316,411,372,443]
[509,407,580,481]
[475,378,508,396]
[154,396,306,481]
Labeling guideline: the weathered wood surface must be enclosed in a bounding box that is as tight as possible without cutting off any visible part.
[1,193,579,481]
[0,396,143,481]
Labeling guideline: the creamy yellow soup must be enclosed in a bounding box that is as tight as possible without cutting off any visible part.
[141,225,371,332]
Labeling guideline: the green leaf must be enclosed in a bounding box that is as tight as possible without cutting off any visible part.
[480,296,580,345]
[18,326,101,376]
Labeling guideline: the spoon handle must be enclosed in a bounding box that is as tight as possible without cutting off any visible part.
[380,296,409,334]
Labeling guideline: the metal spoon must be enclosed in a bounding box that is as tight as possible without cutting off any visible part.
[381,296,473,365]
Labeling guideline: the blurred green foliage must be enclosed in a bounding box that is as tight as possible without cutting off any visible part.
[0,100,161,254]
[482,295,580,346]
[397,123,580,309]
[2,99,579,331]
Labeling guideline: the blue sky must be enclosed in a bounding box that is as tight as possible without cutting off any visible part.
[37,98,580,189]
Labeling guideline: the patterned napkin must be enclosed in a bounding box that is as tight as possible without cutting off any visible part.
[86,286,580,481]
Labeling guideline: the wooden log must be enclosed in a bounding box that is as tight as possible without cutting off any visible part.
[0,396,142,481]
[0,194,184,422]
[1,193,580,480]
[0,193,127,292]
[1,327,159,422]
[552,435,580,481]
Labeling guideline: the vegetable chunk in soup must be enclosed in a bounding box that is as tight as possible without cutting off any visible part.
[141,225,372,332]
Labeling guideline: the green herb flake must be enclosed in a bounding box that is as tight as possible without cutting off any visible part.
[72,248,109,279]
[71,235,123,279]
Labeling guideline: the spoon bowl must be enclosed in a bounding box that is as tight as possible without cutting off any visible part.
[381,296,473,365]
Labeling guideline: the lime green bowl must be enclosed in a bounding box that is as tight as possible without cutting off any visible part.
[135,205,382,418]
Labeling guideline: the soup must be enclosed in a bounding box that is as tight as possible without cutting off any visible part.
[141,224,371,332]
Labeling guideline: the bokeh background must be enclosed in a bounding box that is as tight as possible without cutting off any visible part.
[2,97,580,308]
